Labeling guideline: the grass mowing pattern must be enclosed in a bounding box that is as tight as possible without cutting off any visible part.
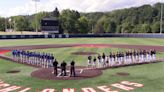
[0,59,164,92]
[0,38,164,47]
[0,38,164,92]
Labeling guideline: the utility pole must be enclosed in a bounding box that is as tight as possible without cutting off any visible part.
[92,25,94,34]
[160,3,163,34]
[8,18,11,31]
[32,0,40,34]
[5,17,7,32]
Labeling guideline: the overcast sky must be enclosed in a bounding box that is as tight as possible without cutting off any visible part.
[0,0,163,17]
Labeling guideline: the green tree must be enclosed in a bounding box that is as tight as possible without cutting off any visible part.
[116,25,122,33]
[151,22,160,33]
[103,19,116,33]
[60,9,80,33]
[13,16,30,31]
[94,16,106,33]
[52,7,60,18]
[141,24,152,33]
[122,22,134,33]
[31,12,49,31]
[0,17,5,31]
[76,16,89,33]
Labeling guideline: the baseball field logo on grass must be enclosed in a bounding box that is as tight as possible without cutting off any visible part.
[0,79,143,92]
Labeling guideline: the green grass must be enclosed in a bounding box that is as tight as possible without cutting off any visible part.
[0,38,164,92]
[0,38,164,47]
[6,47,164,66]
[27,48,164,65]
[28,48,126,65]
[0,59,164,92]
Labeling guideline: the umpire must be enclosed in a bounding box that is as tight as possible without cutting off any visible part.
[53,59,58,76]
[61,61,67,76]
[70,60,76,77]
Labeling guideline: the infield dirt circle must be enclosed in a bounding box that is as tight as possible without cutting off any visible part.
[31,67,102,80]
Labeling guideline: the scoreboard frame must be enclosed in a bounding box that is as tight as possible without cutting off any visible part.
[41,18,62,34]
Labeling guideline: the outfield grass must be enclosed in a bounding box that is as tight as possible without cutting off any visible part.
[0,38,164,92]
[0,38,164,47]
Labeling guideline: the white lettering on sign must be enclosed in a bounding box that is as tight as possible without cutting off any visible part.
[121,81,144,87]
[0,79,144,92]
[0,83,10,88]
[111,83,134,91]
[0,86,21,92]
[97,86,118,92]
[19,88,31,92]
[81,88,96,92]
[42,89,55,92]
[62,88,75,92]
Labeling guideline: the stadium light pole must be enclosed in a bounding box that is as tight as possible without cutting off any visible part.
[32,0,40,34]
[5,17,7,32]
[8,18,12,30]
[160,3,163,34]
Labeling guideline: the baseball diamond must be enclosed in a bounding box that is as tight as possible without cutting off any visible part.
[0,38,164,92]
[1,0,164,91]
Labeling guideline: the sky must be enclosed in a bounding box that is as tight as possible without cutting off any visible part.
[0,0,163,17]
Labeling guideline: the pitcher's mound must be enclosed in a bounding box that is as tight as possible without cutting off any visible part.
[31,66,102,80]
[71,52,98,56]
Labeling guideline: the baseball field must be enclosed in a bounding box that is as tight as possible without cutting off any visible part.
[0,38,164,92]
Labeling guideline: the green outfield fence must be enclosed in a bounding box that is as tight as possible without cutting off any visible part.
[0,33,164,39]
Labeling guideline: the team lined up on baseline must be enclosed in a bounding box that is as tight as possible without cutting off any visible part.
[87,49,157,68]
[12,50,54,68]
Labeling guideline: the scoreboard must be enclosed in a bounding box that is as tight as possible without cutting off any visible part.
[41,18,62,34]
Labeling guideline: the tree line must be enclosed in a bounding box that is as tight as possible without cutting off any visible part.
[0,3,163,33]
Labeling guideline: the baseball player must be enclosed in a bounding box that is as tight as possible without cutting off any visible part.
[50,54,54,67]
[70,60,76,77]
[102,53,106,67]
[53,59,58,76]
[153,49,156,61]
[12,50,16,60]
[87,55,92,68]
[109,52,113,67]
[146,51,150,62]
[17,50,21,62]
[120,52,124,65]
[129,50,133,64]
[116,52,119,66]
[105,56,109,67]
[60,61,67,76]
[112,53,116,66]
[97,54,101,68]
[133,50,136,64]
[139,50,143,63]
[136,50,139,63]
[92,57,97,68]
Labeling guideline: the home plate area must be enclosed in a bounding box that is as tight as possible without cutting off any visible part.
[31,66,102,80]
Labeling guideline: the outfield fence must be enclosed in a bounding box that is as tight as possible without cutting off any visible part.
[0,33,164,39]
